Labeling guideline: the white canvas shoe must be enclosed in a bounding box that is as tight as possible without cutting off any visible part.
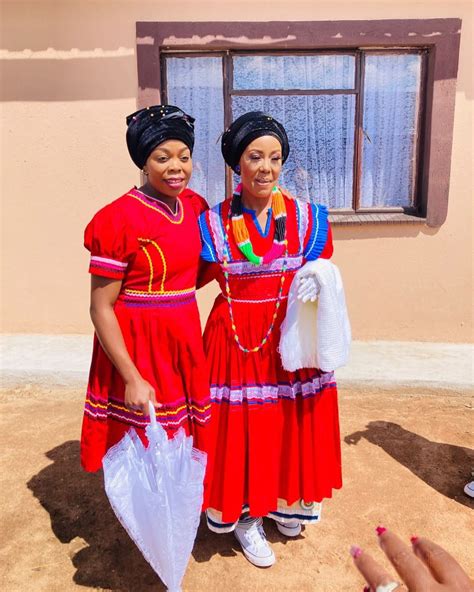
[464,480,474,498]
[234,518,276,567]
[275,519,302,537]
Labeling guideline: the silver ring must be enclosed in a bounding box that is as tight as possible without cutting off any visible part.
[376,583,400,592]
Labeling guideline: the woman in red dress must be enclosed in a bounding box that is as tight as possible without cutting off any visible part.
[199,112,342,567]
[81,105,210,472]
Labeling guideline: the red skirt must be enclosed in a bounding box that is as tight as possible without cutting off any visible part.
[81,296,211,472]
[203,295,342,527]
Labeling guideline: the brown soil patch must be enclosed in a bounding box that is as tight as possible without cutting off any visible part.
[1,384,473,591]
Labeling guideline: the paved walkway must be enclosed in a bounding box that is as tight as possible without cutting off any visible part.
[1,334,472,390]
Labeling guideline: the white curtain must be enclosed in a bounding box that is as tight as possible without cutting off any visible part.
[233,54,355,90]
[361,54,422,208]
[166,57,225,205]
[166,53,422,210]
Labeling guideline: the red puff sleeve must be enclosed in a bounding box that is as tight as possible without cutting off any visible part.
[84,201,137,280]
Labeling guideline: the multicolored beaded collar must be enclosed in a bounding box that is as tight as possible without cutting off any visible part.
[222,255,288,353]
[229,183,287,265]
[222,183,288,353]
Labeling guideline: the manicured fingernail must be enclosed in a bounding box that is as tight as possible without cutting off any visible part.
[363,586,371,592]
[350,545,363,558]
[410,535,419,545]
[375,525,387,537]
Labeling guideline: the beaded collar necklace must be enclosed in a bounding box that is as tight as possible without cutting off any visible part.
[222,184,288,353]
[229,183,287,266]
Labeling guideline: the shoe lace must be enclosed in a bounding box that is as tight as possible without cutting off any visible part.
[246,522,268,550]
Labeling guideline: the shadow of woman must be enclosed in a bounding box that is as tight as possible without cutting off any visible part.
[27,440,164,591]
[344,421,474,508]
[27,440,238,589]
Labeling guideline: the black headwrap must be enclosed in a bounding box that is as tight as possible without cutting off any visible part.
[126,105,195,169]
[221,111,290,172]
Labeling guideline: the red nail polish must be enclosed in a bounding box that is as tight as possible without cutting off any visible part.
[410,535,419,544]
[376,525,387,537]
[350,545,363,558]
[363,587,371,592]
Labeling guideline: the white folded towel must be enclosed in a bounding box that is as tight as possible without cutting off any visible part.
[279,259,351,372]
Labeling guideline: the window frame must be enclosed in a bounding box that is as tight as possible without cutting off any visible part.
[136,19,462,227]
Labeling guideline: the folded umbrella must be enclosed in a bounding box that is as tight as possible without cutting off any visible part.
[102,401,207,592]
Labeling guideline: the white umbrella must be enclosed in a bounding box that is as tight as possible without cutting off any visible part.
[103,401,207,592]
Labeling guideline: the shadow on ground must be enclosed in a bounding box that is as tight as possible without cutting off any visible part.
[26,441,235,591]
[344,421,474,508]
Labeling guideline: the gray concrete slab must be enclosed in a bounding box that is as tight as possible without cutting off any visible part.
[1,334,473,391]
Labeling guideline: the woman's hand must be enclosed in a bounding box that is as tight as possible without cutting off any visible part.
[350,527,474,591]
[124,376,159,416]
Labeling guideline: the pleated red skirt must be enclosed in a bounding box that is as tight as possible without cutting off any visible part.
[203,294,342,526]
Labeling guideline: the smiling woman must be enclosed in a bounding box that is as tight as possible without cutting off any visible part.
[198,111,341,568]
[80,105,211,473]
[142,141,193,210]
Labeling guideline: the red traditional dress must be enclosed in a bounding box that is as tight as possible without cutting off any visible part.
[81,187,211,472]
[198,194,342,531]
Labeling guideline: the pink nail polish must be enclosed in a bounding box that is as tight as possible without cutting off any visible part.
[350,545,363,558]
[410,535,419,544]
[375,525,387,537]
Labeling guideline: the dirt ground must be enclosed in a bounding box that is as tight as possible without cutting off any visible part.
[1,384,473,592]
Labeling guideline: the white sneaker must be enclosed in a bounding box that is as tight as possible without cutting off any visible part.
[275,519,302,537]
[464,480,474,498]
[234,518,276,567]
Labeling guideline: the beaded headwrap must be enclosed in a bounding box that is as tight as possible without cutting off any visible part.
[221,111,289,173]
[126,105,195,169]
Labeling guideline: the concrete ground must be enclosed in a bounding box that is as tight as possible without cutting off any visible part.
[1,337,473,591]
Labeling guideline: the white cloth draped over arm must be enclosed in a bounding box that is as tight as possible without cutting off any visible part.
[279,259,351,372]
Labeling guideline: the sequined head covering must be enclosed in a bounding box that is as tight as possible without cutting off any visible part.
[126,105,195,169]
[221,111,290,172]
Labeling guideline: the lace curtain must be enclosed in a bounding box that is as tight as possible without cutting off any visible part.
[233,54,355,90]
[361,54,422,208]
[166,57,226,205]
[165,53,421,209]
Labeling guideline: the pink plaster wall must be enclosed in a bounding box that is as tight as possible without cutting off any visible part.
[1,1,472,341]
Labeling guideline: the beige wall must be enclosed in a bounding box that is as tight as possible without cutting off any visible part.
[1,0,472,341]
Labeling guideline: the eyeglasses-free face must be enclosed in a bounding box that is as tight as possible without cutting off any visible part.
[238,135,283,200]
[143,139,193,199]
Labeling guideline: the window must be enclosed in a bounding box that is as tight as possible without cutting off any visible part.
[137,20,461,226]
[163,50,424,214]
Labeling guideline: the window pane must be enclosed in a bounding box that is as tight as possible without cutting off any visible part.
[166,57,225,205]
[361,53,422,208]
[233,55,355,90]
[233,95,355,208]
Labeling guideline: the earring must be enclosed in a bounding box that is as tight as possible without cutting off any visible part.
[143,169,148,176]
[235,165,241,175]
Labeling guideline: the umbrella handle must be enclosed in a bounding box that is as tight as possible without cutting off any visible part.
[148,400,157,425]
